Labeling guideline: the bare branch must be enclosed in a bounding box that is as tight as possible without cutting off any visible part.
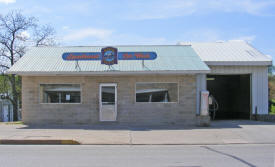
[14,46,26,58]
[0,55,12,60]
[0,10,56,121]
[0,64,10,69]
[0,10,38,68]
[33,24,56,46]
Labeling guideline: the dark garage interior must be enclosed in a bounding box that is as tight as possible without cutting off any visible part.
[207,75,251,120]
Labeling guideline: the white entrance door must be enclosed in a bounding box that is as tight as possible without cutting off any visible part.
[99,83,117,121]
[3,105,9,122]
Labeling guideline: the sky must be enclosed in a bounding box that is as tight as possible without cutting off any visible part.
[0,0,275,60]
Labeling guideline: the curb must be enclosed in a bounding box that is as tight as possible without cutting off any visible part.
[79,143,275,145]
[0,139,80,145]
[0,140,275,145]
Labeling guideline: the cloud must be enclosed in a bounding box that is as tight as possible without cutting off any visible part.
[231,35,256,43]
[99,33,169,45]
[62,27,256,46]
[205,0,275,16]
[177,28,257,44]
[0,0,15,4]
[22,6,52,15]
[62,26,70,30]
[125,0,196,20]
[63,27,169,45]
[62,1,98,16]
[63,28,113,41]
[124,0,275,20]
[61,27,170,46]
[178,29,222,42]
[19,31,30,39]
[124,0,196,20]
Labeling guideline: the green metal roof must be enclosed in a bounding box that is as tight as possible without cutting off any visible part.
[7,45,210,75]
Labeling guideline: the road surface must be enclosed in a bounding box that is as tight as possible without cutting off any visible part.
[0,144,274,167]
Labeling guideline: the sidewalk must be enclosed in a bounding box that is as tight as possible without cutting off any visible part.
[0,120,275,145]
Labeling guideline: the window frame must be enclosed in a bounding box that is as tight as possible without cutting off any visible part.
[135,82,179,104]
[39,83,83,104]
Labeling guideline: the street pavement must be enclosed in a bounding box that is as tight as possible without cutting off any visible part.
[0,144,274,167]
[1,120,275,145]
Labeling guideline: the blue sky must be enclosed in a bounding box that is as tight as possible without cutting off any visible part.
[0,0,275,60]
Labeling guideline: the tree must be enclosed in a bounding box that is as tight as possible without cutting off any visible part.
[0,10,56,121]
[268,65,275,75]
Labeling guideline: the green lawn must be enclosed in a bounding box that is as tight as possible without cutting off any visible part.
[270,99,275,114]
[0,121,23,125]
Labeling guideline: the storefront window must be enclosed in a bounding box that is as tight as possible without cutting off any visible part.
[40,84,81,103]
[136,83,178,103]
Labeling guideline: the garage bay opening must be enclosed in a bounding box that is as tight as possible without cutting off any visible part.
[207,75,251,120]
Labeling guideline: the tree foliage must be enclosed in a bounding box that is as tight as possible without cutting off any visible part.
[0,10,56,121]
[268,65,275,75]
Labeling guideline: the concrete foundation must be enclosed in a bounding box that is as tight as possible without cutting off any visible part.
[196,115,211,126]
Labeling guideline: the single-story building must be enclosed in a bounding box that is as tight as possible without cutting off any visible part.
[6,41,272,125]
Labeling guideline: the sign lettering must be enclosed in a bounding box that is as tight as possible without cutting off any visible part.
[62,47,157,64]
[62,52,101,60]
[118,52,156,60]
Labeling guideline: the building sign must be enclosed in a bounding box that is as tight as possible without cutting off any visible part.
[101,47,118,65]
[118,52,157,60]
[62,52,101,61]
[62,47,157,64]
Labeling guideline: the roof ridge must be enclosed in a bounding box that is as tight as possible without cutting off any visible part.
[33,45,192,48]
[178,40,247,45]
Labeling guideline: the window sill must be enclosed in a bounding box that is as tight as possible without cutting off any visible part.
[135,102,178,104]
[39,103,82,104]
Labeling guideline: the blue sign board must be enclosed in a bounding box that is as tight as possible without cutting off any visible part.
[62,47,157,64]
[62,52,101,61]
[118,52,157,60]
[101,47,118,65]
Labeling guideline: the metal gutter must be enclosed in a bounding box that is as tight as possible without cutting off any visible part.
[205,61,272,66]
[6,70,210,76]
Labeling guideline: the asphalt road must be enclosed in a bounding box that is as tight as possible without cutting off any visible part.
[0,144,274,167]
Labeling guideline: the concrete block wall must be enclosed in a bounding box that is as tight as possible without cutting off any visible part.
[22,75,197,125]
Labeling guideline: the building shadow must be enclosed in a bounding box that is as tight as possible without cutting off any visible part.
[17,120,275,131]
